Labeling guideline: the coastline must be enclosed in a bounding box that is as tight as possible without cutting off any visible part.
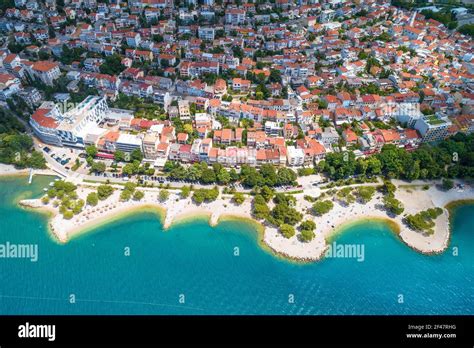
[64,204,166,242]
[326,216,401,244]
[445,199,474,213]
[215,214,297,262]
[14,178,474,262]
[165,209,213,229]
[0,163,29,177]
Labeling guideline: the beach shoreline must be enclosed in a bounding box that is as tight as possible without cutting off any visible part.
[0,164,29,177]
[15,178,474,262]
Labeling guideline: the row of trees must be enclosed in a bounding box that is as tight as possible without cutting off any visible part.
[0,109,46,169]
[319,134,474,181]
[458,24,474,38]
[192,187,219,204]
[165,161,238,185]
[252,193,305,237]
[43,181,82,219]
[421,9,458,30]
[120,182,144,202]
[240,164,297,187]
[252,192,318,242]
[165,161,298,188]
[85,145,155,176]
[405,207,443,235]
[86,184,115,206]
[380,180,405,216]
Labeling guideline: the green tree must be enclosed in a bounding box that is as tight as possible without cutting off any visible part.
[271,204,302,226]
[232,192,245,205]
[229,168,239,182]
[273,193,296,206]
[299,229,315,242]
[86,192,99,206]
[241,165,264,187]
[114,150,125,162]
[299,220,316,231]
[217,168,231,185]
[186,164,203,181]
[124,182,137,192]
[458,24,474,38]
[280,224,295,239]
[97,185,114,200]
[201,168,216,184]
[356,186,376,203]
[381,180,397,195]
[252,195,270,219]
[269,68,282,83]
[26,151,47,169]
[85,145,98,158]
[159,189,170,202]
[383,196,404,215]
[366,157,382,176]
[99,54,126,75]
[442,178,454,191]
[120,189,132,201]
[276,167,297,186]
[181,186,191,198]
[90,161,106,173]
[130,148,143,162]
[72,199,85,215]
[260,164,278,186]
[192,189,206,204]
[312,200,334,216]
[63,210,74,220]
[205,187,219,202]
[260,186,274,202]
[133,190,144,201]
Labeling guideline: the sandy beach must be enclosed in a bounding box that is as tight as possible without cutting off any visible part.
[0,163,59,179]
[18,179,474,261]
[0,164,29,176]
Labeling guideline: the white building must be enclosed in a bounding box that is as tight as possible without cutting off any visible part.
[414,115,452,143]
[178,100,191,120]
[26,61,61,86]
[125,32,141,48]
[264,121,282,137]
[225,9,246,25]
[30,96,110,147]
[393,103,423,128]
[116,133,143,153]
[198,27,215,41]
[286,146,305,166]
[152,89,172,111]
[0,73,21,101]
[320,9,335,23]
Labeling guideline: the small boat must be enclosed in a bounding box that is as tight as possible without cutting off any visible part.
[43,188,48,191]
[49,182,54,187]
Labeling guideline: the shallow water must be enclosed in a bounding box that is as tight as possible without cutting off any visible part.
[0,175,472,314]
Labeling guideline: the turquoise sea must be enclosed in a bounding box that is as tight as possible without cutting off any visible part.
[0,175,473,315]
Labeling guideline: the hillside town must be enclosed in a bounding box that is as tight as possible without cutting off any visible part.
[0,0,473,177]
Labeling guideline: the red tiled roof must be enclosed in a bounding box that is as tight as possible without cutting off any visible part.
[31,109,58,129]
[32,61,59,72]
